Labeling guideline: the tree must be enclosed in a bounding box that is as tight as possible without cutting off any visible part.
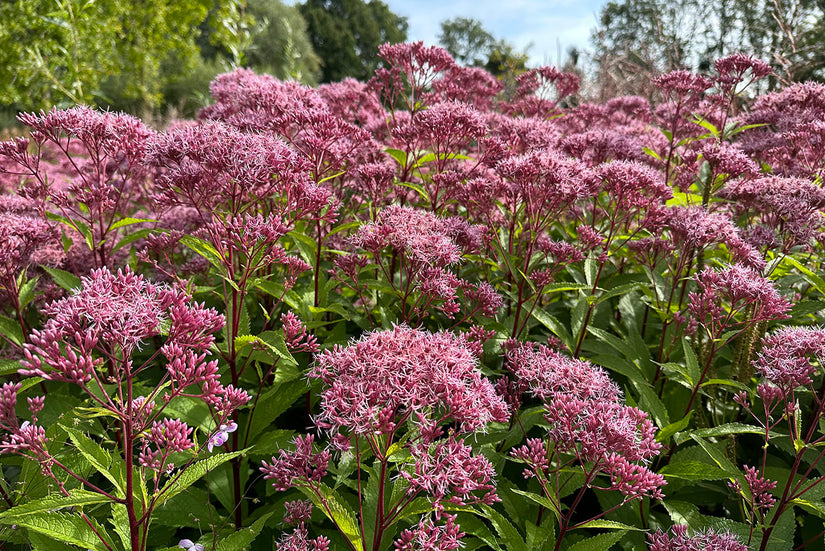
[0,0,250,114]
[299,0,408,83]
[245,0,321,84]
[591,0,825,97]
[437,17,494,67]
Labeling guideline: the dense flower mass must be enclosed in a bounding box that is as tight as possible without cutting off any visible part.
[309,325,509,435]
[507,343,664,499]
[4,38,825,551]
[647,525,748,551]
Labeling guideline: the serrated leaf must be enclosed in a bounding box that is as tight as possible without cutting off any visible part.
[480,504,528,551]
[41,265,82,292]
[566,529,627,551]
[575,519,645,531]
[0,358,20,376]
[109,502,131,551]
[682,339,701,386]
[657,411,692,443]
[215,512,273,551]
[690,435,744,485]
[0,490,109,519]
[510,488,560,517]
[109,217,156,230]
[659,460,729,481]
[155,449,247,505]
[385,147,407,167]
[0,510,112,551]
[298,483,363,551]
[596,281,646,305]
[784,255,825,296]
[691,423,768,439]
[112,228,154,253]
[18,275,39,309]
[0,315,23,346]
[180,234,225,274]
[531,308,573,351]
[61,426,123,495]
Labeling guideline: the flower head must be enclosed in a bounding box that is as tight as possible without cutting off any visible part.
[310,325,509,437]
[647,525,747,551]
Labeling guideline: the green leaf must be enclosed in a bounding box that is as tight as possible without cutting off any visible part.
[61,426,123,495]
[694,116,720,137]
[41,265,82,292]
[0,511,112,551]
[155,449,247,505]
[783,256,825,296]
[289,230,318,268]
[0,314,23,346]
[531,308,574,351]
[180,234,225,273]
[109,502,131,551]
[385,147,408,167]
[631,380,669,428]
[0,358,20,376]
[682,339,701,386]
[215,512,273,551]
[566,529,627,551]
[587,326,640,362]
[525,520,555,551]
[791,498,825,519]
[112,228,154,253]
[18,274,40,309]
[109,217,156,230]
[595,281,646,305]
[47,211,94,250]
[0,490,110,519]
[575,519,645,531]
[257,330,298,367]
[247,380,306,442]
[510,488,560,517]
[642,147,662,161]
[659,460,729,481]
[298,483,363,551]
[397,181,429,202]
[690,435,744,486]
[480,504,528,551]
[656,411,692,444]
[691,423,768,440]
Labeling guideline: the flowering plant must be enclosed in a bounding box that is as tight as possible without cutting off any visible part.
[2,44,825,551]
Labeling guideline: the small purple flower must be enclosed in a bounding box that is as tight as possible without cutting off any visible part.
[178,539,204,551]
[208,422,237,452]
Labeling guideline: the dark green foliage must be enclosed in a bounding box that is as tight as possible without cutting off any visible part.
[299,0,408,82]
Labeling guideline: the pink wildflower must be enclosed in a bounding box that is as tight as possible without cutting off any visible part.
[394,514,465,551]
[688,264,791,338]
[647,525,748,551]
[403,434,499,509]
[260,434,331,491]
[310,325,509,436]
[754,327,825,391]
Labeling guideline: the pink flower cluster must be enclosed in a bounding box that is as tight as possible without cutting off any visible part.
[647,525,748,551]
[508,343,665,500]
[309,325,509,436]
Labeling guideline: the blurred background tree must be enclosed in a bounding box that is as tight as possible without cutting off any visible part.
[299,0,408,82]
[590,0,825,98]
[245,0,321,84]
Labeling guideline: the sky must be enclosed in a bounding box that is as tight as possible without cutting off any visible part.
[384,0,608,67]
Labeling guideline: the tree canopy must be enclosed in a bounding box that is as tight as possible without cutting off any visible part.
[591,0,825,97]
[299,0,408,83]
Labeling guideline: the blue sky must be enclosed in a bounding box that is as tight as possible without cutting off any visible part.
[384,0,608,66]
